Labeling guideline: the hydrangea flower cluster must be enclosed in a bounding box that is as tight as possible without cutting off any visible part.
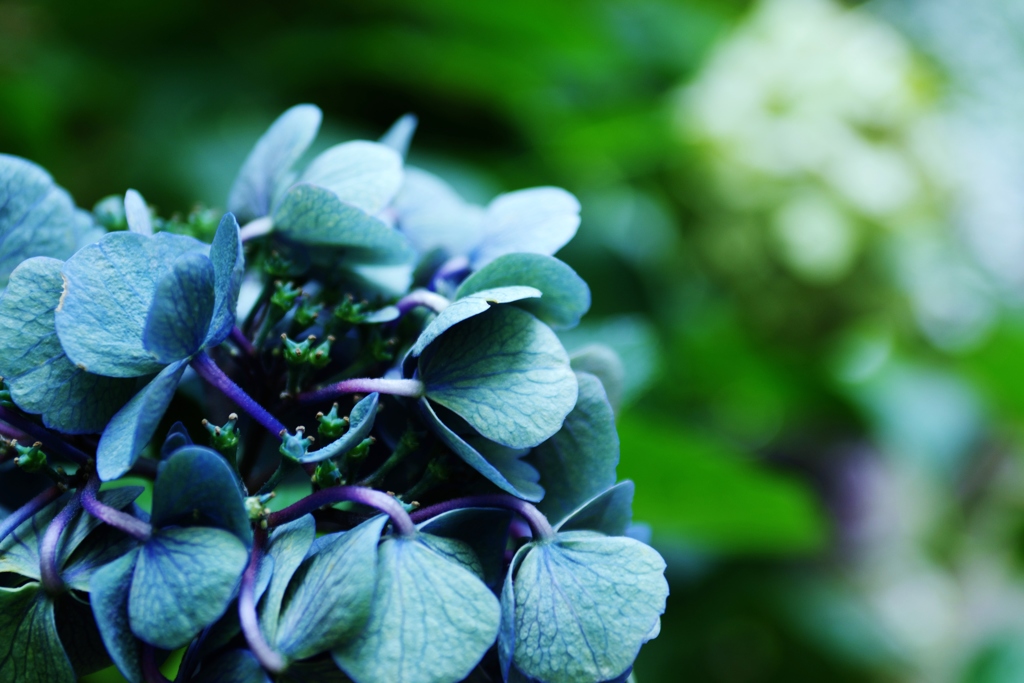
[0,105,668,683]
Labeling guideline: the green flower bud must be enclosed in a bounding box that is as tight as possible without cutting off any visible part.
[13,441,46,473]
[295,299,321,328]
[309,336,335,370]
[316,403,350,441]
[279,426,316,461]
[271,281,302,313]
[332,295,367,325]
[313,460,344,489]
[348,437,375,462]
[203,413,240,454]
[244,492,275,521]
[282,334,316,366]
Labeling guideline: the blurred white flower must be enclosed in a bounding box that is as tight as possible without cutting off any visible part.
[679,0,998,349]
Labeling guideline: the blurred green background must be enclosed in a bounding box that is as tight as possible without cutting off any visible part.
[8,0,1024,680]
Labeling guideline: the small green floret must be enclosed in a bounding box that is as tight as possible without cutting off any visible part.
[347,437,375,462]
[13,441,47,473]
[295,299,321,328]
[282,334,316,366]
[271,281,302,313]
[313,459,344,488]
[203,413,240,458]
[280,426,316,461]
[310,336,335,370]
[317,403,350,441]
[244,492,275,521]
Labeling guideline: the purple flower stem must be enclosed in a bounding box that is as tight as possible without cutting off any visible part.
[191,351,288,437]
[0,485,65,544]
[0,485,62,545]
[40,491,81,596]
[229,326,258,357]
[239,527,286,675]
[0,405,90,466]
[81,477,152,542]
[268,485,417,537]
[0,420,28,444]
[410,494,556,541]
[296,378,424,406]
[143,644,171,683]
[396,289,450,315]
[430,255,470,291]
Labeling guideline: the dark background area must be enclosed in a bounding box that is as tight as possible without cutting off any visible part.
[6,0,1024,681]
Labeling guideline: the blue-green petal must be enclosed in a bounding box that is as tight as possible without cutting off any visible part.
[456,253,590,330]
[56,231,206,377]
[96,359,188,481]
[151,446,251,543]
[128,526,249,650]
[419,306,578,449]
[532,372,619,523]
[0,154,89,290]
[227,104,322,222]
[142,252,216,363]
[0,257,136,433]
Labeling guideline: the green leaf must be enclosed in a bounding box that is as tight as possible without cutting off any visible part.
[617,412,827,552]
[273,515,386,660]
[55,230,207,377]
[0,257,136,433]
[0,583,75,682]
[532,372,618,523]
[502,532,668,683]
[392,167,484,257]
[90,548,143,683]
[274,183,413,265]
[555,481,635,537]
[470,187,580,269]
[298,393,378,464]
[96,359,188,481]
[419,399,543,501]
[258,515,316,645]
[410,285,542,357]
[456,253,590,330]
[129,526,249,649]
[228,104,322,222]
[151,446,251,543]
[300,140,404,214]
[332,534,500,683]
[0,154,91,289]
[206,212,244,347]
[142,252,216,363]
[419,306,578,449]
